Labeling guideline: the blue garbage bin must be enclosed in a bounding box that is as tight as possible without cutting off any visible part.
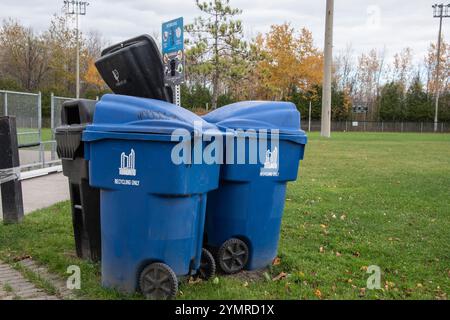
[202,101,307,273]
[83,94,221,299]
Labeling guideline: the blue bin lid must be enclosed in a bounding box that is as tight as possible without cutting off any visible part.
[84,94,218,136]
[203,101,307,143]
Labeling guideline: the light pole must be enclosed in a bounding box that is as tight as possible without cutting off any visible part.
[432,4,450,132]
[64,1,90,99]
[321,0,334,138]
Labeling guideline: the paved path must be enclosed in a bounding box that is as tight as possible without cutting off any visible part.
[21,172,69,214]
[0,172,69,218]
[0,262,59,300]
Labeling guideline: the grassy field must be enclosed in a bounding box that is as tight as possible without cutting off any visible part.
[0,132,449,300]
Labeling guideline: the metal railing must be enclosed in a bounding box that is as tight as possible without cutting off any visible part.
[302,120,450,133]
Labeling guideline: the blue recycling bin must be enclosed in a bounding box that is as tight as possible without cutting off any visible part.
[202,101,307,273]
[82,94,221,299]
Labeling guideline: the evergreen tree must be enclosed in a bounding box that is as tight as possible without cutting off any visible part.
[378,82,405,121]
[405,76,433,121]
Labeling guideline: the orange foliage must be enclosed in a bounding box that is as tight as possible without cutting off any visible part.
[255,23,323,100]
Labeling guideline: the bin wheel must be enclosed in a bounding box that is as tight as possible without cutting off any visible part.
[139,263,178,300]
[217,238,249,274]
[197,248,216,280]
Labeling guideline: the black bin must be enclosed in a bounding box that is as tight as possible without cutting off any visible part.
[55,99,101,262]
[95,34,173,102]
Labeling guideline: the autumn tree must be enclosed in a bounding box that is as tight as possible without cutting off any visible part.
[334,44,357,94]
[392,47,414,90]
[424,39,450,96]
[0,19,50,91]
[354,48,386,119]
[255,23,323,101]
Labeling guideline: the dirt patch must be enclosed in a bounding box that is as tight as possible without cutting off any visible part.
[228,268,269,282]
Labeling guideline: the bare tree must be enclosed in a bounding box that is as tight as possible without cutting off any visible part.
[0,19,50,91]
[392,47,414,90]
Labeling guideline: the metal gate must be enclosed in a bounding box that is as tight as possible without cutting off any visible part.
[0,90,53,177]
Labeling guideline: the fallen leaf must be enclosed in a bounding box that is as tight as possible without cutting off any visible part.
[188,277,202,285]
[243,281,249,287]
[272,272,287,281]
[347,279,353,283]
[320,224,327,229]
[360,266,368,271]
[272,257,281,266]
[263,272,272,282]
[340,214,346,220]
[416,283,423,288]
[336,252,341,257]
[319,246,325,253]
[213,277,220,285]
[353,251,360,257]
[314,289,322,299]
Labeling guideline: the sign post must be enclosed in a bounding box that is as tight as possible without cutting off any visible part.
[162,17,185,106]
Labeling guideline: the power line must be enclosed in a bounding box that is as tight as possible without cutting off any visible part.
[432,3,450,133]
[63,1,90,99]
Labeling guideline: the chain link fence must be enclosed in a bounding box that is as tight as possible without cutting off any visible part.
[0,90,41,147]
[303,120,450,133]
[0,90,49,174]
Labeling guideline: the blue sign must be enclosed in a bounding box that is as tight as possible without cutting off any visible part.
[162,17,185,86]
[162,17,184,54]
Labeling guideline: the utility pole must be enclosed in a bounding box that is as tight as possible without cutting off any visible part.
[432,4,450,132]
[64,1,90,99]
[321,0,334,138]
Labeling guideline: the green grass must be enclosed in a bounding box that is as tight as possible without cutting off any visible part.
[3,283,13,293]
[0,132,449,300]
[17,127,53,150]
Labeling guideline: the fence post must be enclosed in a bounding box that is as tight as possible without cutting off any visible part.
[0,116,24,224]
[38,91,43,165]
[420,122,423,133]
[3,92,7,116]
[441,122,444,133]
[401,122,404,133]
[381,121,384,132]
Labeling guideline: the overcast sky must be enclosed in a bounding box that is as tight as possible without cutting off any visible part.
[0,0,446,65]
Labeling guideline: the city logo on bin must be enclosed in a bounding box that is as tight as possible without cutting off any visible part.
[260,147,279,177]
[119,149,136,177]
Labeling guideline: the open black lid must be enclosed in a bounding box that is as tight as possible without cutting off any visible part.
[95,35,172,102]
